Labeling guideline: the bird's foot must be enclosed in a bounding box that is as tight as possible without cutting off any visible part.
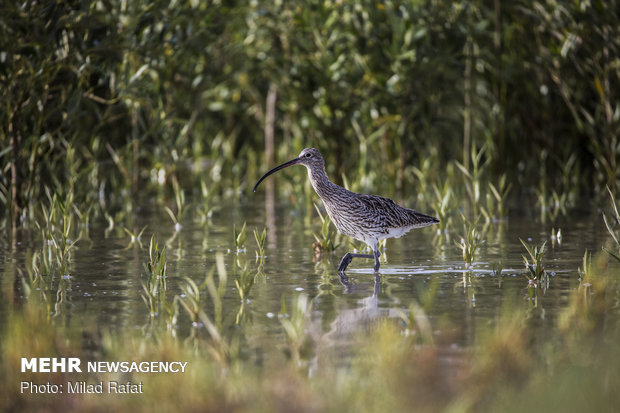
[338,253,353,273]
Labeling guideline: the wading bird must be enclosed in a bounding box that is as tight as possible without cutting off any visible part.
[253,148,439,272]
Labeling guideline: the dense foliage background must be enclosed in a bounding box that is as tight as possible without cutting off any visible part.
[1,0,619,221]
[2,4,620,412]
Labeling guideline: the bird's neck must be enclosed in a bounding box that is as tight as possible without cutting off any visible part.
[307,167,338,199]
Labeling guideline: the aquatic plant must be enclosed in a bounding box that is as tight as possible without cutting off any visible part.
[536,188,568,223]
[312,203,341,254]
[234,222,247,253]
[455,144,488,217]
[35,189,81,277]
[520,239,548,294]
[487,174,511,219]
[72,201,94,240]
[4,218,620,413]
[432,182,453,233]
[177,274,207,326]
[234,262,254,303]
[578,250,593,286]
[409,155,436,207]
[209,253,228,332]
[176,254,231,364]
[455,215,482,268]
[142,236,167,317]
[197,178,215,223]
[492,262,503,277]
[559,251,618,338]
[253,227,267,262]
[234,264,256,324]
[164,177,187,232]
[602,186,620,262]
[492,262,504,288]
[1,0,619,231]
[178,291,229,366]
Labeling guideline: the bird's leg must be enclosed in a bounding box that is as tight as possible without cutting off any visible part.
[373,248,381,272]
[337,252,374,273]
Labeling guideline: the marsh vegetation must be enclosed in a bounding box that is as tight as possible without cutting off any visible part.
[1,1,620,412]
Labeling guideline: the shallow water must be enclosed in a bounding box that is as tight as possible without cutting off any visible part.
[0,198,611,365]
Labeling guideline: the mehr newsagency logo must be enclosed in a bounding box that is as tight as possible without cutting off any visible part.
[20,357,188,395]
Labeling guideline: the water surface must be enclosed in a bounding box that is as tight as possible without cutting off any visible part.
[0,200,610,365]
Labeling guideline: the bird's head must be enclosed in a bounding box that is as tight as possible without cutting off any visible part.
[296,147,325,169]
[253,147,324,192]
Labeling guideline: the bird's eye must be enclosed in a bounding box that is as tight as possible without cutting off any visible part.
[305,153,312,158]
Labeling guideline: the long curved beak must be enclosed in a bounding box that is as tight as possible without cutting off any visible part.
[253,157,301,192]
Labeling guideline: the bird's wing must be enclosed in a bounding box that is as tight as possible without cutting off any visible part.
[353,194,438,228]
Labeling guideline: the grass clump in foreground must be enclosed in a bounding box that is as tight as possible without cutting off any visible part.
[2,251,619,413]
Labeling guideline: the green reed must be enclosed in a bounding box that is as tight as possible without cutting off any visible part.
[142,235,168,317]
[455,215,482,268]
[177,274,206,326]
[520,239,548,296]
[492,261,504,288]
[410,155,436,207]
[455,144,488,217]
[486,173,511,219]
[164,177,187,232]
[602,186,620,262]
[234,257,252,302]
[578,250,593,286]
[2,0,619,233]
[35,189,81,277]
[432,181,454,233]
[253,227,267,262]
[234,222,247,253]
[198,178,215,224]
[312,203,341,254]
[234,263,256,324]
[175,254,232,365]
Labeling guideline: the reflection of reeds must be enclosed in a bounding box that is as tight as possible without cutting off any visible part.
[280,294,313,367]
[122,225,147,248]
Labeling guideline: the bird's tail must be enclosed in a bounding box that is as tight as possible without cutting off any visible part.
[409,210,440,227]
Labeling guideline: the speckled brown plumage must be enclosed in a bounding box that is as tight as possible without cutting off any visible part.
[253,147,439,272]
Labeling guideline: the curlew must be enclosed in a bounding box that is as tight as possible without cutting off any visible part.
[253,148,439,272]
